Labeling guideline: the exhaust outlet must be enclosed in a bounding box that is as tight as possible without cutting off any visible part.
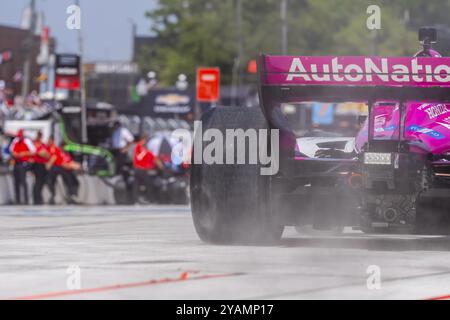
[348,173,363,189]
[383,208,398,223]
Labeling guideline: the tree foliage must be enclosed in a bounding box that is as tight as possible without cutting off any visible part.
[139,0,450,85]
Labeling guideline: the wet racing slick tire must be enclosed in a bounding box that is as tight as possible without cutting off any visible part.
[191,106,284,245]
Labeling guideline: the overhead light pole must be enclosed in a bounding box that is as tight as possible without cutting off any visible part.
[231,0,243,107]
[75,0,88,144]
[128,18,137,61]
[21,0,37,97]
[281,0,288,55]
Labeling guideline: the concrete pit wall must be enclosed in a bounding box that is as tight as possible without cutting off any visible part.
[0,172,116,205]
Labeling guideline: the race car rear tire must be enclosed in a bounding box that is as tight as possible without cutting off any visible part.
[190,106,283,245]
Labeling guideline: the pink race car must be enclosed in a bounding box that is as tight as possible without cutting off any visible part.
[191,27,450,244]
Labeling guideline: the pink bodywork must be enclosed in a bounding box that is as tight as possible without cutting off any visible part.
[262,56,450,155]
[355,102,450,154]
[263,56,450,87]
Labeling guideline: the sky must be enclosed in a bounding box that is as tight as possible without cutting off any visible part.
[0,0,158,62]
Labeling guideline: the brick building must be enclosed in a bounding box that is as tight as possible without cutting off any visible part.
[0,24,55,96]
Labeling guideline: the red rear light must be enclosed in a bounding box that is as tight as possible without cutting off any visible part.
[182,162,190,169]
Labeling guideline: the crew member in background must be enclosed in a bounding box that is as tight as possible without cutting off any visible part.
[61,150,82,171]
[10,129,35,205]
[60,148,81,203]
[133,134,163,203]
[111,120,135,199]
[111,120,134,173]
[32,131,50,205]
[46,136,79,205]
[46,136,62,205]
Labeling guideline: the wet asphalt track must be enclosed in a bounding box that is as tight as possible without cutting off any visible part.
[1,205,450,300]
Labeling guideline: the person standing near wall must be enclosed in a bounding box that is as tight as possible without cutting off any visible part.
[31,131,50,205]
[60,149,81,204]
[111,120,135,200]
[46,135,64,205]
[10,129,35,205]
[133,134,163,203]
[111,120,134,173]
[46,136,80,205]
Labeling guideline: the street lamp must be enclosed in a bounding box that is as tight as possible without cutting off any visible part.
[231,0,243,107]
[281,0,288,55]
[21,0,37,97]
[147,71,158,89]
[176,74,188,91]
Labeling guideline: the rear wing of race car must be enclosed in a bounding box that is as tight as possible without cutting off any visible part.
[258,54,450,143]
[258,55,450,102]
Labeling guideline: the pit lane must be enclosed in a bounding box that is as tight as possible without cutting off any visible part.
[1,205,450,300]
